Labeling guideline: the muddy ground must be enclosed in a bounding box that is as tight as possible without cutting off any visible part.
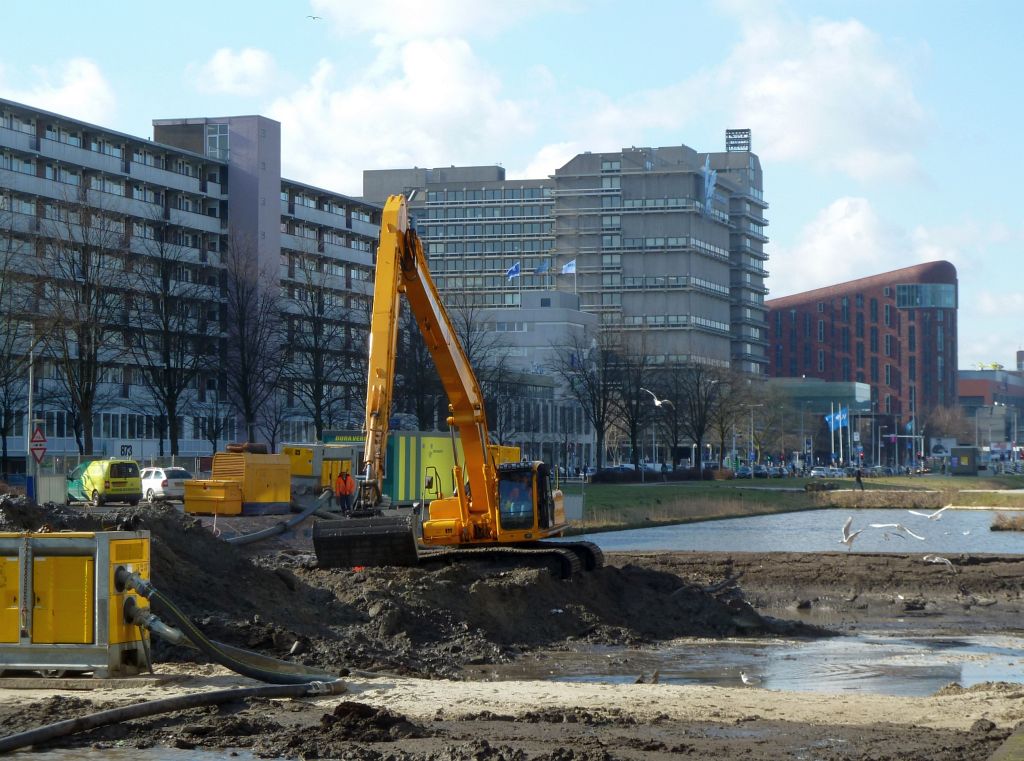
[1,496,1023,759]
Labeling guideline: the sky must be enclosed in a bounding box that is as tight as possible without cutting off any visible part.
[1,0,1020,370]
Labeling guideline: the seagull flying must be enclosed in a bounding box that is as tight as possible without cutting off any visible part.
[307,14,323,20]
[908,505,952,521]
[640,388,674,408]
[870,523,926,541]
[839,516,864,550]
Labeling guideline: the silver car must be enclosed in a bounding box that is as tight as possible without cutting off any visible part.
[140,466,193,503]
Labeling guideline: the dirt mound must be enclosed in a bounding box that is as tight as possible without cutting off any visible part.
[0,502,822,679]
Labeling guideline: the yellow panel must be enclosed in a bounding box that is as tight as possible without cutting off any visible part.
[0,557,19,643]
[108,537,150,646]
[32,556,94,644]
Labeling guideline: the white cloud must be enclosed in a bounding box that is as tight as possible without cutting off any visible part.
[310,0,566,43]
[192,48,276,96]
[0,58,115,124]
[720,13,929,181]
[769,197,905,296]
[268,40,532,193]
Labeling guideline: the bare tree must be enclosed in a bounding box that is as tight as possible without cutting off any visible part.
[612,332,656,470]
[222,230,283,443]
[705,370,749,468]
[278,254,364,441]
[0,215,32,474]
[553,331,621,470]
[36,192,131,454]
[393,303,443,429]
[925,405,973,444]
[129,218,220,456]
[674,362,726,474]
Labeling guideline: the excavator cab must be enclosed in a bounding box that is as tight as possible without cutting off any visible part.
[495,463,560,533]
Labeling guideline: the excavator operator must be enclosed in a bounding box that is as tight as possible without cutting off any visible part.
[499,474,533,530]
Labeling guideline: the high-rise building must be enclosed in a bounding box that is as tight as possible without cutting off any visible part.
[363,130,769,373]
[765,261,959,426]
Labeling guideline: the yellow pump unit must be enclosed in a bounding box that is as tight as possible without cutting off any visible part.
[0,530,151,677]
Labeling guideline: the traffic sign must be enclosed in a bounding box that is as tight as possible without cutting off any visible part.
[29,426,46,464]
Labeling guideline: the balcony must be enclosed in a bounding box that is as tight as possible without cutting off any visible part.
[292,202,349,230]
[0,168,70,203]
[0,125,39,153]
[168,207,223,234]
[131,162,203,194]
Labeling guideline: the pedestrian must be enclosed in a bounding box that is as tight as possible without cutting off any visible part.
[335,470,356,512]
[855,467,865,491]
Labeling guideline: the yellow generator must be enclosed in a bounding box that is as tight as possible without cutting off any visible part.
[185,452,291,516]
[0,531,151,678]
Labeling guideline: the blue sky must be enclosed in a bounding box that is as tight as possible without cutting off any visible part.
[1,0,1020,370]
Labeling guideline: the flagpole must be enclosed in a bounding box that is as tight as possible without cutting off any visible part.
[838,406,844,465]
[830,402,835,463]
[518,261,522,308]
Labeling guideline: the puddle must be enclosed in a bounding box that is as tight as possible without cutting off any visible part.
[466,634,1024,697]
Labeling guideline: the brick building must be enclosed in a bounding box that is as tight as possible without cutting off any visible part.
[766,261,958,427]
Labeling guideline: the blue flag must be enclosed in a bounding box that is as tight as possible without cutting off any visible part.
[534,260,550,274]
[824,407,849,431]
[506,261,521,281]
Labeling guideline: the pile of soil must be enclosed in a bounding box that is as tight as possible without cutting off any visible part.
[0,500,820,678]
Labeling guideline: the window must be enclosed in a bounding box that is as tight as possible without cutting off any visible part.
[206,123,229,159]
[870,298,878,322]
[884,303,891,326]
[909,356,916,381]
[817,319,824,342]
[817,302,824,313]
[817,349,824,372]
[855,312,864,338]
[870,327,879,353]
[885,364,892,385]
[601,176,620,189]
[908,325,916,351]
[884,334,892,357]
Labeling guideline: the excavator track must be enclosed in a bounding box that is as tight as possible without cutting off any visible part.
[541,540,605,571]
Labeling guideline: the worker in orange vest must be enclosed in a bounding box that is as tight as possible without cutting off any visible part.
[335,470,356,513]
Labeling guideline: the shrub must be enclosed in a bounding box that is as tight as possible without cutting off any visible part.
[992,513,1024,531]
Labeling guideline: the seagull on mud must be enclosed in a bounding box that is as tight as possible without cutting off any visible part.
[923,554,956,572]
[640,388,674,408]
[908,505,952,521]
[740,671,762,686]
[839,516,864,550]
[870,523,926,541]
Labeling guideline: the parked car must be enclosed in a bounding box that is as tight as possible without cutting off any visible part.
[753,464,769,478]
[734,466,753,479]
[769,466,786,478]
[809,466,829,478]
[67,459,142,507]
[140,466,194,503]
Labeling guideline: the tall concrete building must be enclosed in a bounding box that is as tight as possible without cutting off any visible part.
[363,129,769,373]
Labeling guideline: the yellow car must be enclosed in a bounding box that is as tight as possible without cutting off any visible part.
[66,459,143,507]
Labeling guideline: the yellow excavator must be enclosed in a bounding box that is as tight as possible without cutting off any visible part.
[312,195,601,577]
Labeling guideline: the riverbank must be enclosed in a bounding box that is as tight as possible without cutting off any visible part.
[562,474,1024,533]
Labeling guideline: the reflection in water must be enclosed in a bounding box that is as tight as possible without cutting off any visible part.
[579,507,1024,555]
[469,634,1024,697]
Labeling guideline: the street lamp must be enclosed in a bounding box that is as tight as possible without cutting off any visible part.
[747,403,764,465]
[878,425,887,467]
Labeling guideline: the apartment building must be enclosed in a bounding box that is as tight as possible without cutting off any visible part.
[0,99,380,468]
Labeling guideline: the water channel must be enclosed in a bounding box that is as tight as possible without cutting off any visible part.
[578,506,1024,555]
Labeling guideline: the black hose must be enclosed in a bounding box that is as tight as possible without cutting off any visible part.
[225,490,332,546]
[0,680,345,755]
[117,569,337,685]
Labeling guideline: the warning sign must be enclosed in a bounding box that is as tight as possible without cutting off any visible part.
[29,426,46,464]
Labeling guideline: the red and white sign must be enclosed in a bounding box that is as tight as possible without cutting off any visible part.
[29,426,46,464]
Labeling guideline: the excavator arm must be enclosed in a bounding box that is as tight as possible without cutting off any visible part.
[313,194,580,570]
[360,195,498,527]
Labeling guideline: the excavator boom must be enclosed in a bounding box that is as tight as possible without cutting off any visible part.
[313,195,599,575]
